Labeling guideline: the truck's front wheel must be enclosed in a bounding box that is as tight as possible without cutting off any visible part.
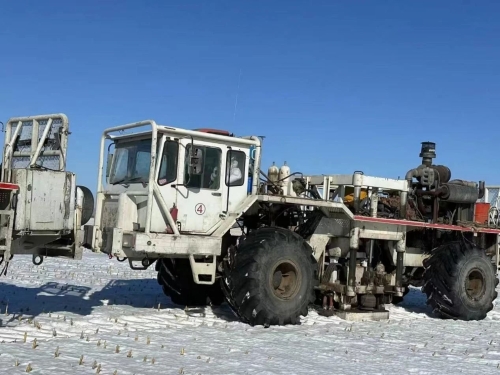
[222,227,317,326]
[157,258,224,307]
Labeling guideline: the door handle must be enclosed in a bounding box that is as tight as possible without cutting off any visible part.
[212,192,221,196]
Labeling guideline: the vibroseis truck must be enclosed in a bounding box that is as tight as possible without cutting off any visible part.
[0,113,498,326]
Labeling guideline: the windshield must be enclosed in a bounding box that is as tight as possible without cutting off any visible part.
[109,138,152,185]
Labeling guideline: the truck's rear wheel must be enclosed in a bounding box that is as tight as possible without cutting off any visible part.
[422,240,498,320]
[222,227,317,326]
[157,258,224,307]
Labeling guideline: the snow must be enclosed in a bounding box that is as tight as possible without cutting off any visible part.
[1,251,500,374]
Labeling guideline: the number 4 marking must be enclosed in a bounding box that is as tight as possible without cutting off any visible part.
[195,203,206,215]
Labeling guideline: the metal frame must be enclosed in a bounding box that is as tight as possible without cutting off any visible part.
[2,114,69,182]
[0,182,20,264]
[481,186,500,205]
[306,174,408,192]
[268,172,500,299]
[482,186,500,227]
[482,187,500,270]
[304,172,409,216]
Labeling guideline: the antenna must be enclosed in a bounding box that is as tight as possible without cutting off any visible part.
[233,68,242,125]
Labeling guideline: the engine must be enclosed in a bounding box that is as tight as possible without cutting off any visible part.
[403,142,485,224]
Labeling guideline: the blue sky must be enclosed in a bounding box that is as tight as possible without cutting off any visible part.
[1,1,500,192]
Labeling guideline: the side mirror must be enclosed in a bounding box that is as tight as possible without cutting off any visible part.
[106,153,113,178]
[188,148,203,175]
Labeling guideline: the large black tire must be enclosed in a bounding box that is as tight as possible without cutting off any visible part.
[422,240,498,320]
[222,227,317,326]
[157,258,225,307]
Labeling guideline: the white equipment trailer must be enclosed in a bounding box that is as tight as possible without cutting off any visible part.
[0,114,93,271]
[1,113,499,326]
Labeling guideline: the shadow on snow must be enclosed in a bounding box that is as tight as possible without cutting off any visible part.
[391,286,434,317]
[0,278,238,326]
[0,279,435,327]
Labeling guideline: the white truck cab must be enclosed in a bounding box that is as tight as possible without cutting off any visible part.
[84,120,261,281]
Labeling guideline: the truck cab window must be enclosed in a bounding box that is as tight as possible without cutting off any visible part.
[158,140,179,185]
[226,150,246,187]
[184,145,222,190]
[109,139,152,185]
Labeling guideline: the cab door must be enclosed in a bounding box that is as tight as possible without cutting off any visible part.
[174,139,224,233]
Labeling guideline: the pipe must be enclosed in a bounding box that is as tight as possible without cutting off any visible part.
[348,228,360,290]
[400,190,408,219]
[145,121,159,234]
[405,168,422,211]
[30,118,56,167]
[94,130,108,244]
[348,246,357,288]
[353,172,363,214]
[395,239,406,294]
[405,168,421,181]
[353,186,361,213]
[367,240,374,269]
[2,120,23,182]
[415,189,440,197]
[417,196,427,215]
[433,197,439,223]
[395,252,404,289]
[370,189,379,217]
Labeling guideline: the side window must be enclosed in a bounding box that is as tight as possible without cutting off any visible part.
[158,140,179,185]
[185,145,222,190]
[226,150,246,187]
[111,148,129,182]
[135,151,151,180]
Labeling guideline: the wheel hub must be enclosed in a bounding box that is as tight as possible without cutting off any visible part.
[465,268,486,300]
[270,260,301,300]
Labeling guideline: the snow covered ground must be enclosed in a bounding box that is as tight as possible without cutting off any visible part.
[1,251,500,375]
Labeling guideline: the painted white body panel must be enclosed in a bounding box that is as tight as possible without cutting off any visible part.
[12,169,76,232]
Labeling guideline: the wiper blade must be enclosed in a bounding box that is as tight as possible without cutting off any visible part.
[128,177,147,183]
